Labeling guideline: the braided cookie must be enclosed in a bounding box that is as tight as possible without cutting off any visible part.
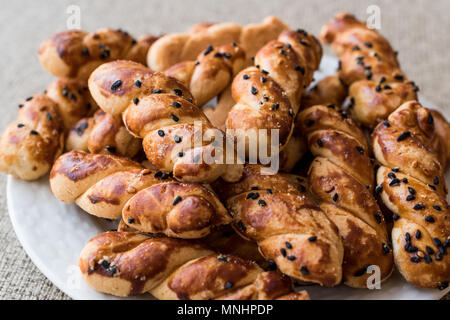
[165,43,245,107]
[212,164,344,287]
[279,74,348,172]
[320,13,418,128]
[66,110,141,158]
[226,29,322,155]
[298,104,394,287]
[89,60,243,183]
[79,231,309,299]
[50,150,230,238]
[148,16,288,71]
[372,101,449,288]
[39,28,158,80]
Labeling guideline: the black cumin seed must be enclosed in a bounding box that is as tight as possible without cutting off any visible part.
[394,74,404,81]
[154,171,163,178]
[17,123,24,128]
[110,80,122,91]
[153,89,162,94]
[287,256,296,261]
[426,246,435,255]
[173,196,182,206]
[433,176,439,185]
[170,113,179,122]
[354,266,367,277]
[413,203,425,210]
[433,238,442,247]
[173,88,183,96]
[389,178,400,186]
[306,119,314,127]
[271,103,279,111]
[178,152,184,157]
[408,187,416,194]
[425,216,435,223]
[393,214,400,221]
[383,121,390,127]
[224,281,233,289]
[243,74,249,80]
[295,66,305,75]
[172,101,182,108]
[424,255,432,264]
[266,189,272,194]
[135,80,142,87]
[30,130,38,135]
[217,256,228,262]
[415,230,421,239]
[375,185,383,193]
[251,86,258,95]
[317,139,323,147]
[25,97,33,101]
[402,178,408,183]
[433,205,442,211]
[133,98,139,105]
[332,193,338,202]
[410,256,420,263]
[127,218,134,224]
[258,199,267,207]
[405,232,411,242]
[260,76,267,83]
[428,184,437,191]
[105,145,116,153]
[374,212,382,224]
[392,167,399,172]
[308,236,317,242]
[280,248,287,257]
[285,241,292,249]
[173,135,181,143]
[203,45,213,55]
[427,113,434,124]
[388,172,396,179]
[382,243,390,254]
[237,221,246,231]
[157,130,165,137]
[397,131,411,142]
[356,146,364,154]
[300,266,309,275]
[246,192,259,200]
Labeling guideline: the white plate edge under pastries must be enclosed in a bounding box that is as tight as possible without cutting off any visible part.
[7,55,450,300]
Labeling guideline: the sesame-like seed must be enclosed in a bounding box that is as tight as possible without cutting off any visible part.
[224,281,233,289]
[402,178,408,183]
[25,97,33,101]
[388,172,396,179]
[317,139,324,147]
[295,66,305,75]
[433,238,442,247]
[397,131,411,142]
[383,121,390,127]
[287,256,296,261]
[393,214,400,221]
[243,74,250,80]
[170,113,179,122]
[178,152,184,157]
[134,80,142,87]
[158,130,165,137]
[173,196,182,206]
[410,256,421,263]
[424,255,432,264]
[172,101,182,108]
[173,135,182,143]
[285,242,292,249]
[110,80,122,91]
[217,256,228,262]
[271,103,279,111]
[251,86,258,95]
[356,146,365,154]
[382,243,390,254]
[425,216,435,223]
[203,45,213,55]
[258,199,267,207]
[389,178,400,186]
[133,98,139,105]
[413,203,425,210]
[105,145,116,153]
[306,119,314,127]
[300,266,309,275]
[428,184,437,191]
[260,76,267,83]
[153,89,162,94]
[154,171,163,178]
[17,123,25,128]
[266,189,272,194]
[308,236,317,242]
[173,89,183,96]
[427,113,434,124]
[375,185,383,193]
[392,167,399,172]
[280,248,287,257]
[30,130,38,135]
[127,218,134,224]
[246,192,259,200]
[374,212,382,224]
[332,193,338,202]
[426,246,435,255]
[289,109,294,116]
[433,205,442,211]
[433,176,439,185]
[354,266,367,277]
[237,221,246,231]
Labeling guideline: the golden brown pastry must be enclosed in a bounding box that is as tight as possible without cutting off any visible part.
[39,28,158,80]
[66,110,141,158]
[79,231,309,299]
[165,43,245,107]
[212,164,344,287]
[320,12,418,128]
[0,95,64,180]
[226,29,322,155]
[298,104,394,287]
[50,150,230,238]
[88,60,243,183]
[147,16,288,72]
[372,101,449,288]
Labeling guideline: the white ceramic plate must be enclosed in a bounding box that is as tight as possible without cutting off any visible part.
[7,55,450,300]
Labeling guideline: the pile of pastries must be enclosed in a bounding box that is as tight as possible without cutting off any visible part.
[0,13,449,299]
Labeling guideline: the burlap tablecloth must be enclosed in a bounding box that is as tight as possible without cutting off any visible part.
[0,0,449,300]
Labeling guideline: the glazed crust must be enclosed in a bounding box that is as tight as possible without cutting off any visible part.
[88,60,243,184]
[39,28,158,80]
[165,43,245,107]
[147,16,288,72]
[372,101,450,288]
[79,231,309,299]
[50,150,230,238]
[0,95,64,180]
[298,104,394,288]
[212,164,344,287]
[226,29,322,153]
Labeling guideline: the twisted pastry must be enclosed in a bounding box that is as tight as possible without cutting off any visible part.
[88,60,243,183]
[298,103,394,287]
[66,110,141,157]
[50,150,230,238]
[79,231,309,299]
[226,29,322,153]
[148,16,288,71]
[212,164,344,287]
[320,13,418,128]
[279,74,348,172]
[372,101,449,288]
[165,43,245,107]
[39,28,158,80]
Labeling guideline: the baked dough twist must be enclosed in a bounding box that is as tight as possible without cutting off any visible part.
[212,164,344,287]
[225,29,322,154]
[165,43,245,107]
[88,60,243,183]
[372,101,449,288]
[79,231,309,299]
[147,16,288,71]
[50,150,230,238]
[66,110,141,158]
[39,28,158,80]
[298,104,394,287]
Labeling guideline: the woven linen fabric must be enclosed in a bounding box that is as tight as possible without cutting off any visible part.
[0,0,448,300]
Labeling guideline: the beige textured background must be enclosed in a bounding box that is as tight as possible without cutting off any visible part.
[0,0,449,299]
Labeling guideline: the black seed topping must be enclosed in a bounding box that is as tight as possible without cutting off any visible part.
[427,113,434,124]
[285,241,292,249]
[280,248,287,257]
[105,145,116,153]
[425,246,435,255]
[173,88,183,96]
[428,184,437,191]
[17,123,25,128]
[413,203,425,210]
[433,176,439,185]
[433,238,442,247]
[393,214,400,221]
[356,146,365,154]
[178,152,184,157]
[415,230,422,240]
[25,97,33,101]
[18,104,23,108]
[260,76,267,83]
[157,130,165,137]
[30,130,38,135]
[424,255,432,264]
[214,52,223,58]
[237,221,246,231]
[300,266,309,275]
[173,135,181,143]
[308,236,317,242]
[295,66,306,75]
[271,103,279,111]
[127,218,134,224]
[402,178,408,183]
[110,80,122,91]
[375,185,383,193]
[224,281,233,289]
[246,192,259,200]
[382,243,390,254]
[425,216,435,223]
[258,199,267,207]
[173,196,182,206]
[397,131,411,142]
[266,189,272,194]
[407,187,416,195]
[217,256,228,262]
[410,256,421,263]
[170,113,179,122]
[134,80,142,87]
[394,74,404,81]
[153,89,162,94]
[389,178,401,186]
[289,109,294,116]
[436,252,443,261]
[383,121,390,127]
[133,98,139,105]
[374,212,383,224]
[203,45,213,55]
[433,205,442,211]
[364,42,373,48]
[388,172,396,179]
[250,86,258,95]
[243,74,250,80]
[332,193,338,202]
[317,139,323,147]
[171,101,182,108]
[287,255,296,261]
[392,167,399,172]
